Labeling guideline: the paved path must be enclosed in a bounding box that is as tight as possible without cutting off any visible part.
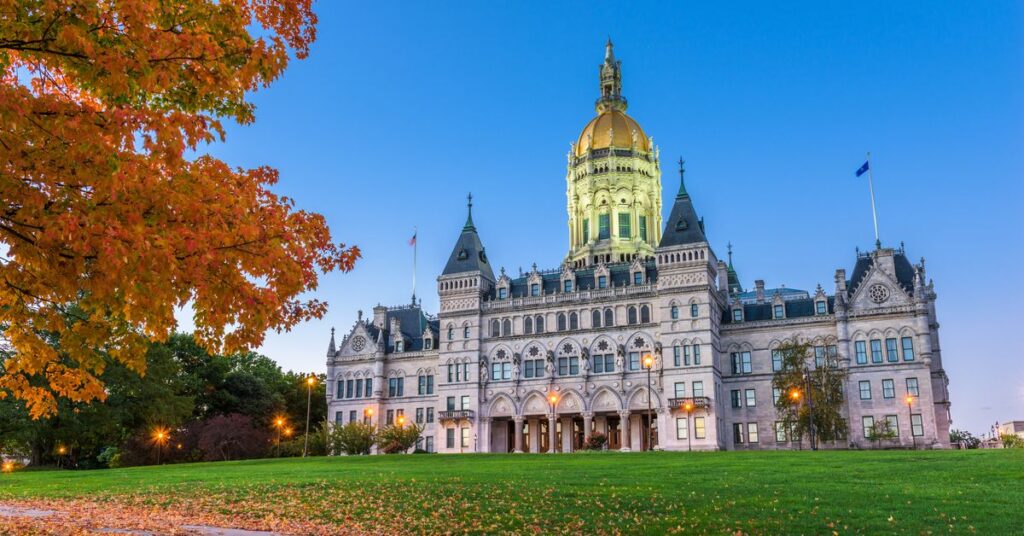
[0,503,284,535]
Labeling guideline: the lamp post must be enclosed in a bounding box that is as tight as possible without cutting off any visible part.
[804,370,817,451]
[906,395,916,449]
[789,388,803,450]
[152,429,168,465]
[303,375,316,457]
[273,417,285,457]
[548,393,559,453]
[683,401,694,452]
[642,353,655,451]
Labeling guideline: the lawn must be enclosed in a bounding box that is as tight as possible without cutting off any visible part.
[1,450,1021,534]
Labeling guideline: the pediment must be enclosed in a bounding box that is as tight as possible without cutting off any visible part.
[850,265,911,311]
[339,324,376,357]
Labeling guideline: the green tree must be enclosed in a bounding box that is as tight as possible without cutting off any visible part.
[950,429,980,449]
[866,420,898,448]
[377,424,423,454]
[329,422,376,456]
[1001,434,1024,448]
[771,341,849,447]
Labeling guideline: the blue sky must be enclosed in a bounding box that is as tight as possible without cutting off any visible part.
[188,2,1022,436]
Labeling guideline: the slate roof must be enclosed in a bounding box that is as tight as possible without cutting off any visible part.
[384,305,439,353]
[733,287,809,304]
[848,252,915,296]
[722,297,835,324]
[659,170,707,248]
[488,260,658,299]
[441,209,495,280]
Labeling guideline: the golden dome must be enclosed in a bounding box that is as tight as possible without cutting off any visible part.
[575,109,650,157]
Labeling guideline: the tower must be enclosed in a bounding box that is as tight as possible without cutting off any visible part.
[566,40,663,268]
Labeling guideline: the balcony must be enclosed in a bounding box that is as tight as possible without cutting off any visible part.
[667,397,712,411]
[438,410,475,421]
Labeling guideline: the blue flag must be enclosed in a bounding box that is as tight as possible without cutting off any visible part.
[856,160,870,177]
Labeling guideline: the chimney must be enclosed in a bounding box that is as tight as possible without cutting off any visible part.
[717,260,728,292]
[755,280,765,303]
[372,305,387,329]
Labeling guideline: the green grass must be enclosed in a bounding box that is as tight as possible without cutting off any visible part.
[2,450,1022,534]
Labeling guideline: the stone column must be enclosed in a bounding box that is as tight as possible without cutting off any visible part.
[513,416,524,453]
[582,412,594,439]
[480,417,492,453]
[619,410,632,451]
[548,414,558,453]
[561,417,573,452]
[529,419,540,453]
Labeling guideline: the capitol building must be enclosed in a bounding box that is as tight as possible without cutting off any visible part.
[325,42,952,453]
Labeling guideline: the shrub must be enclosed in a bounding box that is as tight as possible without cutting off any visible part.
[377,424,423,454]
[329,422,376,455]
[1001,434,1024,449]
[198,414,271,461]
[96,447,121,468]
[582,432,608,450]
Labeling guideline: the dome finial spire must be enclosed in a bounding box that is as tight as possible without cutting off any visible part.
[463,192,475,231]
[605,37,614,60]
[677,157,687,198]
[596,39,625,114]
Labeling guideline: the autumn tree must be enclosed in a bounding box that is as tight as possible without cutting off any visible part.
[0,1,359,417]
[771,341,849,448]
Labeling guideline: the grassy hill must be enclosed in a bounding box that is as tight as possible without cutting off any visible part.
[2,450,1020,534]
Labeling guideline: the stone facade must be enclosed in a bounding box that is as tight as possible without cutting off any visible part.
[323,43,952,453]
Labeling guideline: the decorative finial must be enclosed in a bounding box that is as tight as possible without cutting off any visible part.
[727,241,733,267]
[463,192,475,231]
[331,327,335,337]
[531,262,537,272]
[357,310,363,321]
[677,157,687,197]
[605,37,614,60]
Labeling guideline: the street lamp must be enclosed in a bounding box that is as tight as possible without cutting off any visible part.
[906,395,916,448]
[151,428,169,465]
[548,393,559,453]
[683,401,694,452]
[273,416,286,456]
[804,371,817,451]
[642,353,655,451]
[303,375,317,457]
[397,415,406,427]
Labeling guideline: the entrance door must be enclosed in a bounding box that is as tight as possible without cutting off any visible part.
[638,414,659,451]
[607,416,621,450]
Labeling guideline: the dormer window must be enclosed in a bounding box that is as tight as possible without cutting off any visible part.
[773,304,785,319]
[423,338,432,350]
[563,280,573,292]
[815,300,827,315]
[530,283,540,297]
[598,275,608,289]
[498,287,508,300]
[633,272,643,285]
[732,307,743,322]
[395,340,405,352]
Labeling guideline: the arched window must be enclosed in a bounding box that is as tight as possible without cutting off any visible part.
[671,305,679,319]
[592,310,602,328]
[557,313,567,332]
[604,308,614,327]
[569,312,579,330]
[691,303,699,318]
[502,319,511,336]
[463,326,470,338]
[524,316,533,335]
[627,306,638,325]
[447,326,454,340]
[535,315,545,334]
[640,305,651,323]
[490,319,500,337]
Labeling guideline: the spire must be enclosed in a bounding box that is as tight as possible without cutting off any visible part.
[605,37,615,61]
[326,327,336,356]
[677,157,688,198]
[726,242,744,294]
[727,241,733,268]
[596,39,626,113]
[463,192,475,231]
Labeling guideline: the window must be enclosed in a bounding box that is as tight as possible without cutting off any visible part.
[530,283,540,297]
[416,408,424,424]
[772,387,781,404]
[569,313,578,330]
[627,306,638,325]
[639,215,647,241]
[693,381,704,397]
[855,341,867,364]
[498,287,507,300]
[604,309,614,326]
[730,390,742,408]
[674,382,686,398]
[461,426,470,448]
[901,337,915,361]
[731,352,752,375]
[593,353,614,374]
[446,428,455,449]
[346,379,353,399]
[911,414,924,437]
[694,417,706,439]
[461,395,470,410]
[563,280,573,293]
[733,423,744,444]
[524,317,533,335]
[598,214,610,240]
[906,377,919,397]
[365,379,372,397]
[745,389,756,407]
[859,381,871,400]
[618,213,631,238]
[675,418,688,440]
[671,305,679,319]
[640,305,650,323]
[388,377,404,397]
[814,346,825,368]
[772,350,783,372]
[425,436,434,453]
[558,356,579,376]
[448,327,454,340]
[683,345,691,366]
[426,407,434,423]
[535,316,545,334]
[446,396,456,411]
[691,303,699,318]
[627,351,640,371]
[524,359,545,379]
[693,344,701,365]
[502,319,511,336]
[349,410,357,423]
[885,415,899,436]
[591,310,601,328]
[747,423,759,443]
[673,346,681,367]
[395,340,404,352]
[418,375,434,395]
[335,411,344,425]
[490,362,502,381]
[882,379,895,399]
[816,300,827,315]
[447,364,453,383]
[423,338,432,350]
[386,410,394,425]
[632,272,642,285]
[582,218,589,243]
[862,416,874,438]
[870,339,883,363]
[355,379,363,398]
[775,421,787,442]
[885,338,898,362]
[732,308,743,322]
[598,275,608,289]
[773,304,784,319]
[557,313,566,332]
[336,380,344,398]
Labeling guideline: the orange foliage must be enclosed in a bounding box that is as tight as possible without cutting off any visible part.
[0,1,359,417]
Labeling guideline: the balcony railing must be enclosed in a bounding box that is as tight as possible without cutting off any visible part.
[667,397,712,411]
[438,410,475,421]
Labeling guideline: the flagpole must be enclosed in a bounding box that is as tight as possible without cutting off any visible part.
[412,226,417,305]
[866,152,881,249]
